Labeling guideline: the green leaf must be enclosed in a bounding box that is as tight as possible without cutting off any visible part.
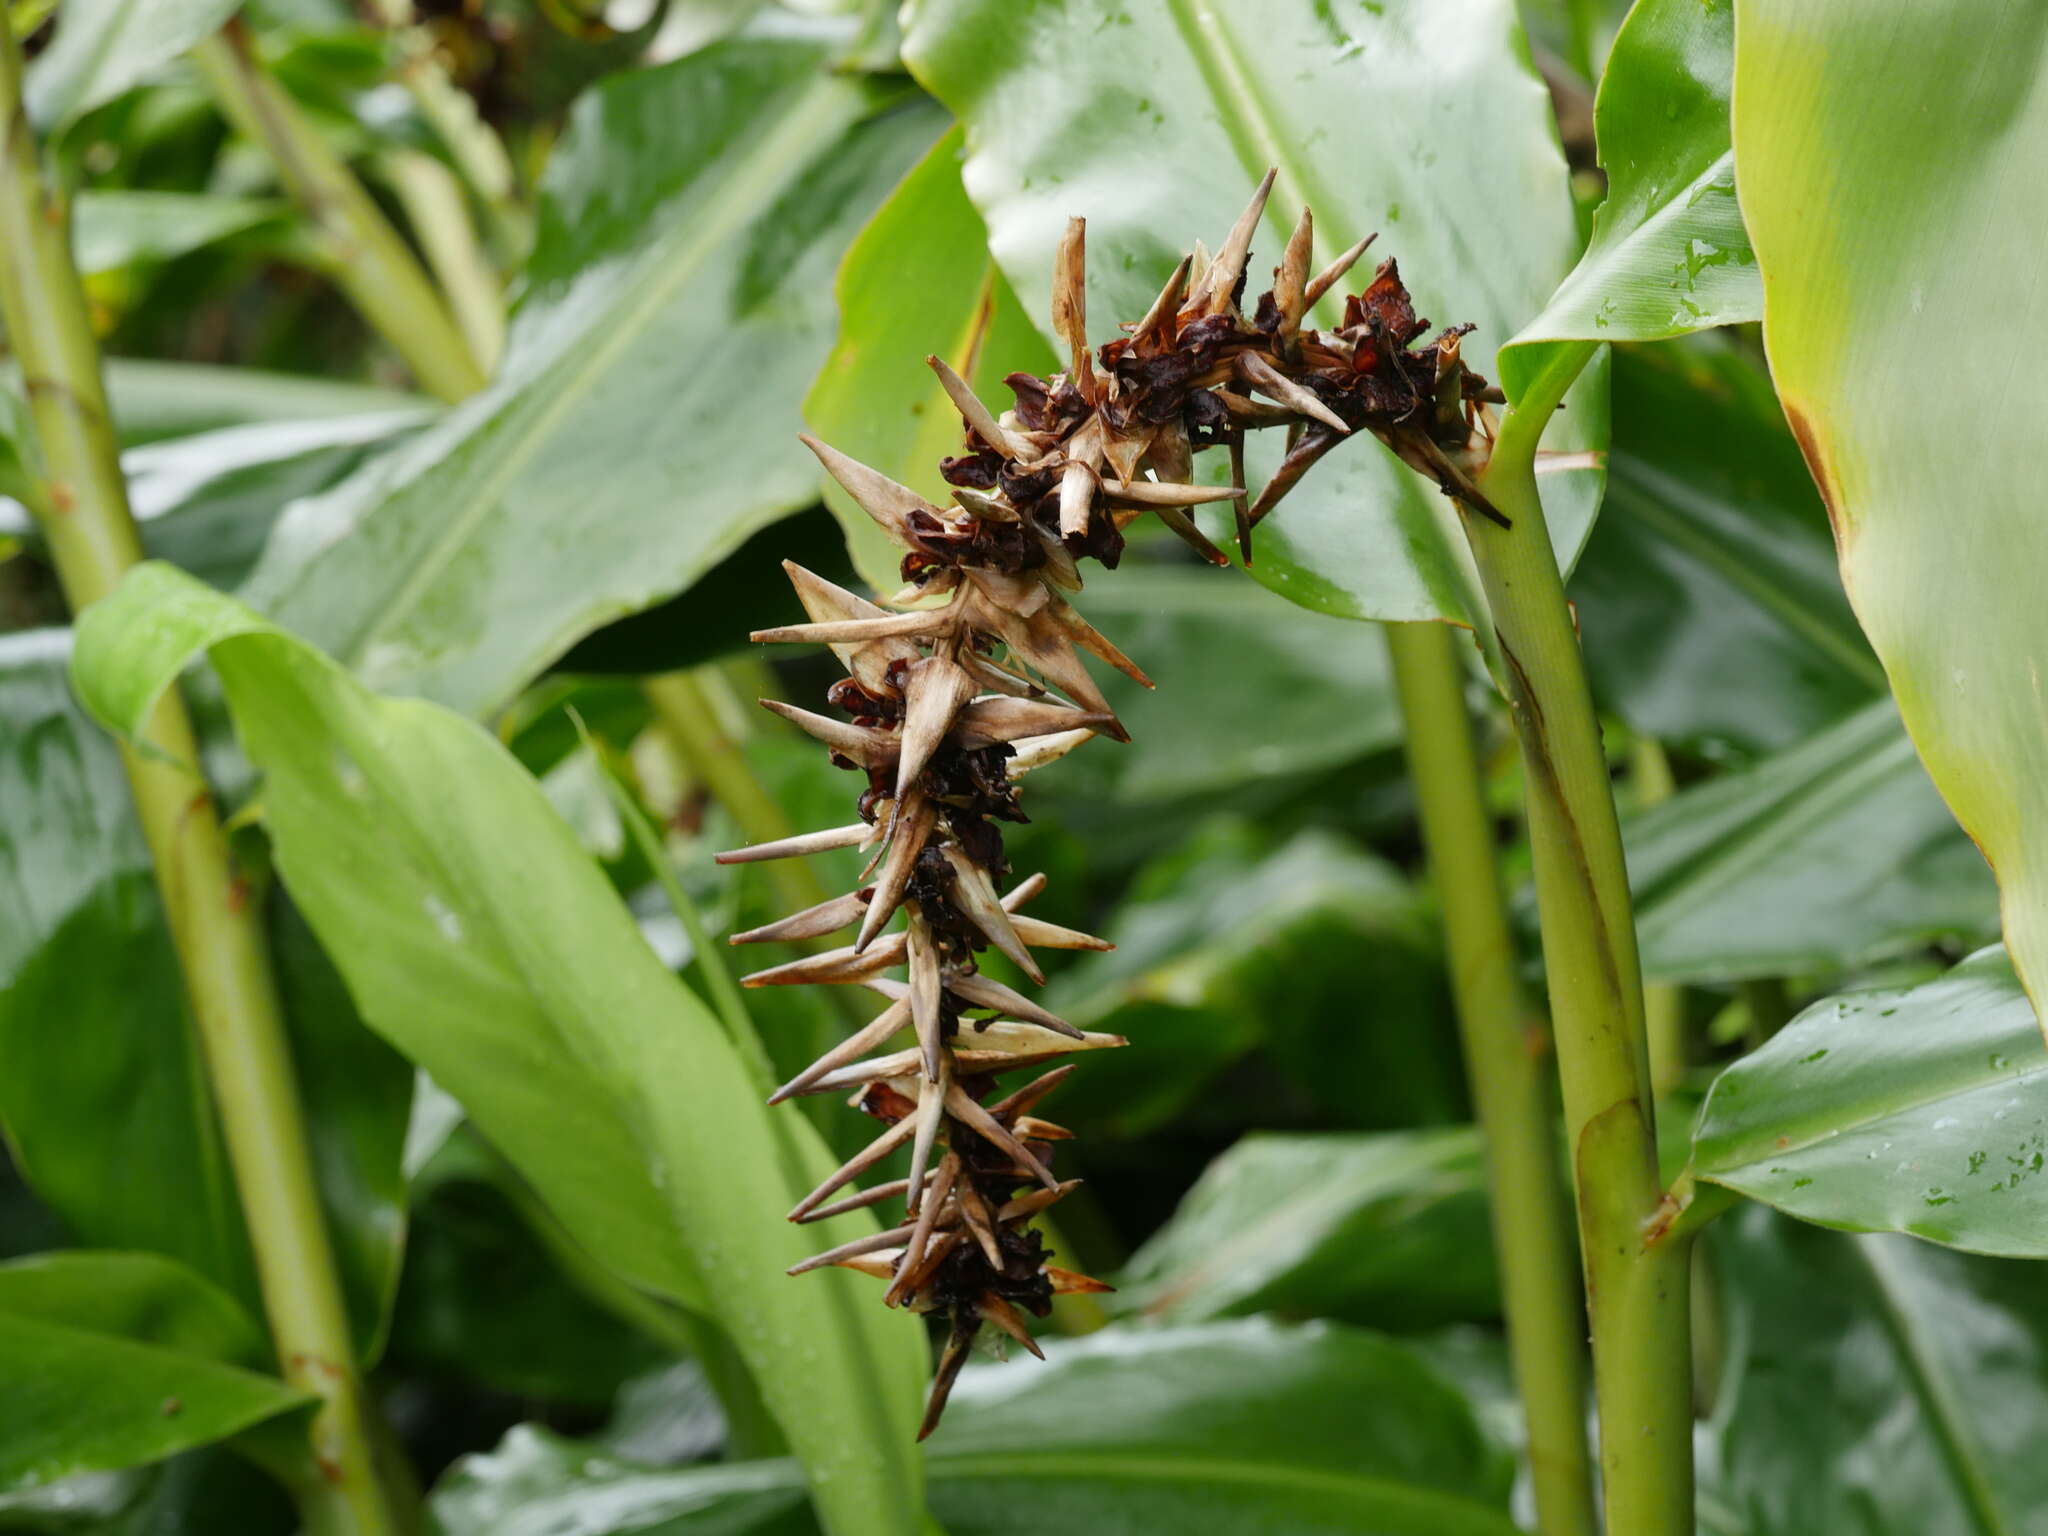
[0,1450,293,1536]
[0,631,415,1359]
[69,191,291,277]
[1689,946,2048,1256]
[0,1252,266,1365]
[0,414,429,590]
[1700,1204,2048,1534]
[242,40,944,716]
[1115,1128,1498,1331]
[1513,0,1756,348]
[898,0,1603,628]
[0,630,249,1307]
[99,359,428,446]
[1731,6,2048,1013]
[23,0,240,129]
[0,1252,310,1493]
[1626,698,1998,984]
[1573,339,1882,755]
[432,1321,1523,1536]
[1030,564,1400,805]
[807,123,1059,594]
[1044,823,1461,1135]
[70,562,929,1536]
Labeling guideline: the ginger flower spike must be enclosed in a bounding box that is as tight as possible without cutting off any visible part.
[726,173,1495,1439]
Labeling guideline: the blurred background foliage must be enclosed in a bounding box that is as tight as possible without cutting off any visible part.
[0,0,2030,1532]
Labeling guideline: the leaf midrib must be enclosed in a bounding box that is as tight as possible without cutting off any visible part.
[1852,1238,2015,1536]
[328,72,858,674]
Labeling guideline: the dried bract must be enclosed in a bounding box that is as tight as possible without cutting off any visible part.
[735,172,1497,1438]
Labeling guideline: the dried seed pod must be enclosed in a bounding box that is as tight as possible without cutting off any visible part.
[748,172,1498,1438]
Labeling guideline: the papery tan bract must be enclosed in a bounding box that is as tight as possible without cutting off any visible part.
[731,173,1497,1439]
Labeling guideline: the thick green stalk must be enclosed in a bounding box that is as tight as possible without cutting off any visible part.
[0,37,407,1536]
[1383,620,1598,1536]
[190,25,486,404]
[1628,737,1687,1099]
[1465,342,1693,1534]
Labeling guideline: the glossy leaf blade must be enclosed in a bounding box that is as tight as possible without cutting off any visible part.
[0,631,412,1356]
[70,563,928,1536]
[24,0,240,128]
[1625,698,1998,984]
[0,1253,309,1492]
[899,0,1602,628]
[806,123,1058,594]
[1572,340,1880,755]
[1702,1205,2048,1534]
[1043,823,1460,1135]
[70,192,291,277]
[433,1321,1523,1536]
[1115,1128,1498,1330]
[1034,565,1399,804]
[244,40,942,715]
[1690,946,2048,1256]
[1514,0,1756,348]
[1732,5,2048,1016]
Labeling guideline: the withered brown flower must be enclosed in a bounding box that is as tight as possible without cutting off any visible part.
[722,172,1497,1439]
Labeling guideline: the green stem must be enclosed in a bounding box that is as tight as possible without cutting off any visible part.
[378,149,504,379]
[0,37,408,1536]
[1465,341,1693,1535]
[1383,620,1598,1536]
[190,25,486,404]
[1629,737,1687,1099]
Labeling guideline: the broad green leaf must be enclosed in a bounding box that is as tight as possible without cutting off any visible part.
[0,630,249,1306]
[1689,946,2048,1256]
[1044,822,1461,1135]
[71,563,928,1536]
[1572,340,1881,755]
[1700,1205,2048,1535]
[70,191,290,277]
[1513,0,1756,347]
[432,1321,1523,1536]
[899,0,1603,628]
[1115,1128,1498,1331]
[0,632,415,1358]
[0,1253,310,1493]
[806,123,1059,594]
[1030,564,1399,806]
[100,359,427,445]
[0,1451,292,1536]
[24,0,240,129]
[0,1252,264,1367]
[1731,6,2048,1015]
[242,40,944,716]
[0,413,428,590]
[1626,698,1998,984]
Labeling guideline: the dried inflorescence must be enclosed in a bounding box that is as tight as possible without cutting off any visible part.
[720,172,1497,1438]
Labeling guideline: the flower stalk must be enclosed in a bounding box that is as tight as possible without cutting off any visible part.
[0,29,408,1536]
[1463,342,1694,1534]
[1383,619,1598,1536]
